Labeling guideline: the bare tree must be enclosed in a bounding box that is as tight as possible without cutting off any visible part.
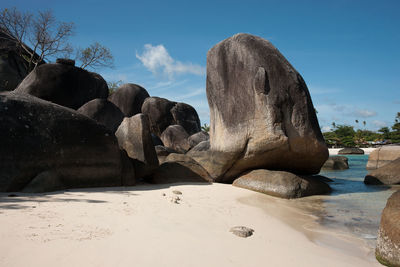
[0,7,74,71]
[76,42,114,70]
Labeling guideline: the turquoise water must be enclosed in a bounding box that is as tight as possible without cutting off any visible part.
[298,155,399,247]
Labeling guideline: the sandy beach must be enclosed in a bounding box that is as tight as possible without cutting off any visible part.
[329,147,376,155]
[0,183,379,267]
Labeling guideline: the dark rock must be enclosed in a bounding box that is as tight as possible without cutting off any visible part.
[338,148,364,155]
[108,83,150,117]
[170,102,201,135]
[14,63,108,109]
[56,58,75,66]
[115,114,159,179]
[376,190,400,266]
[155,145,178,164]
[141,96,201,137]
[321,156,349,170]
[188,131,209,148]
[160,125,191,153]
[205,33,328,182]
[230,226,254,238]
[232,169,331,199]
[364,158,400,185]
[367,145,400,170]
[151,133,164,146]
[150,153,212,184]
[189,140,210,152]
[77,98,124,133]
[0,91,131,192]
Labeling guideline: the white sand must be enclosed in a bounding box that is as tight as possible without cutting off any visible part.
[329,147,377,155]
[0,183,379,267]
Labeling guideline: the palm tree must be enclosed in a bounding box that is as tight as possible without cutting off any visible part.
[363,121,366,128]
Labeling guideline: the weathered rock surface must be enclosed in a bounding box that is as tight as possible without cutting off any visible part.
[233,169,331,199]
[77,98,124,133]
[14,61,108,109]
[0,91,134,192]
[321,156,349,170]
[189,140,210,152]
[141,96,201,137]
[160,125,191,153]
[115,114,159,179]
[205,33,328,182]
[188,131,209,148]
[364,158,400,185]
[367,145,400,170]
[230,226,254,238]
[108,83,150,117]
[338,148,364,155]
[155,145,178,164]
[376,190,400,266]
[150,153,212,184]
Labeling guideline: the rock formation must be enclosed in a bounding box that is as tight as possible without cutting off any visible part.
[188,131,209,149]
[338,148,364,155]
[160,125,191,153]
[375,190,400,266]
[366,145,400,170]
[141,96,201,137]
[115,114,159,179]
[232,169,331,199]
[14,60,108,109]
[108,83,150,117]
[364,158,400,185]
[0,91,134,192]
[191,33,328,182]
[77,98,124,133]
[321,156,349,170]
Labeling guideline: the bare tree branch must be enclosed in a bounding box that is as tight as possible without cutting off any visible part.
[77,42,114,70]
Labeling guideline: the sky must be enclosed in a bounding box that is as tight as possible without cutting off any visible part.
[4,0,400,132]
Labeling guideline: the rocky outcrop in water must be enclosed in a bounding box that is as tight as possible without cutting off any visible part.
[321,156,349,170]
[376,190,400,266]
[15,60,108,109]
[364,158,400,185]
[0,91,134,192]
[338,148,364,155]
[192,33,327,183]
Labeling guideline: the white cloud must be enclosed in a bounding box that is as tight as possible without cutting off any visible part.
[136,44,205,79]
[352,109,377,118]
[321,125,332,132]
[371,120,387,128]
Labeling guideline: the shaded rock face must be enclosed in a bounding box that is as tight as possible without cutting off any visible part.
[204,33,328,182]
[364,158,400,185]
[150,153,212,184]
[367,145,400,170]
[141,96,201,137]
[321,156,349,170]
[189,140,210,152]
[14,62,108,109]
[232,169,331,199]
[188,131,209,148]
[160,125,191,153]
[338,148,364,155]
[115,114,159,179]
[108,83,150,117]
[155,145,178,164]
[0,92,133,192]
[376,190,400,266]
[77,98,124,133]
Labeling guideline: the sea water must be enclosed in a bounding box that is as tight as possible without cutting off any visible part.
[312,155,399,248]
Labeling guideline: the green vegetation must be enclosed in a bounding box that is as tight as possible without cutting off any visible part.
[323,112,400,147]
[201,123,210,133]
[107,80,123,95]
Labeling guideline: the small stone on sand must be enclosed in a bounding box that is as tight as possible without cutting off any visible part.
[230,226,254,238]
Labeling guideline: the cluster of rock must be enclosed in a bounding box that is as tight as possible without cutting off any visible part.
[1,33,331,199]
[364,145,400,185]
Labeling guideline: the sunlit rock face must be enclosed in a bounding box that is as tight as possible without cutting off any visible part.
[204,33,328,182]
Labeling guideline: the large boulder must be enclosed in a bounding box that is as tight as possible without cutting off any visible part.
[364,158,400,185]
[141,96,201,137]
[188,131,209,148]
[375,190,400,266]
[108,83,150,117]
[150,153,212,184]
[155,145,178,164]
[321,156,349,170]
[115,114,159,179]
[14,60,108,109]
[233,169,331,199]
[367,145,400,170]
[338,148,364,155]
[0,91,134,192]
[202,33,328,182]
[77,98,124,133]
[160,125,191,153]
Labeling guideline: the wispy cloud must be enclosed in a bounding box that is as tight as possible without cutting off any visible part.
[352,109,377,118]
[371,120,387,128]
[175,88,205,101]
[136,44,205,79]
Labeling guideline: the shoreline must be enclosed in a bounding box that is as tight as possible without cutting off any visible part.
[329,147,376,155]
[0,183,379,266]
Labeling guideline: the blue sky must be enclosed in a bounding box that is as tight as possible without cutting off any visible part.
[4,0,400,131]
